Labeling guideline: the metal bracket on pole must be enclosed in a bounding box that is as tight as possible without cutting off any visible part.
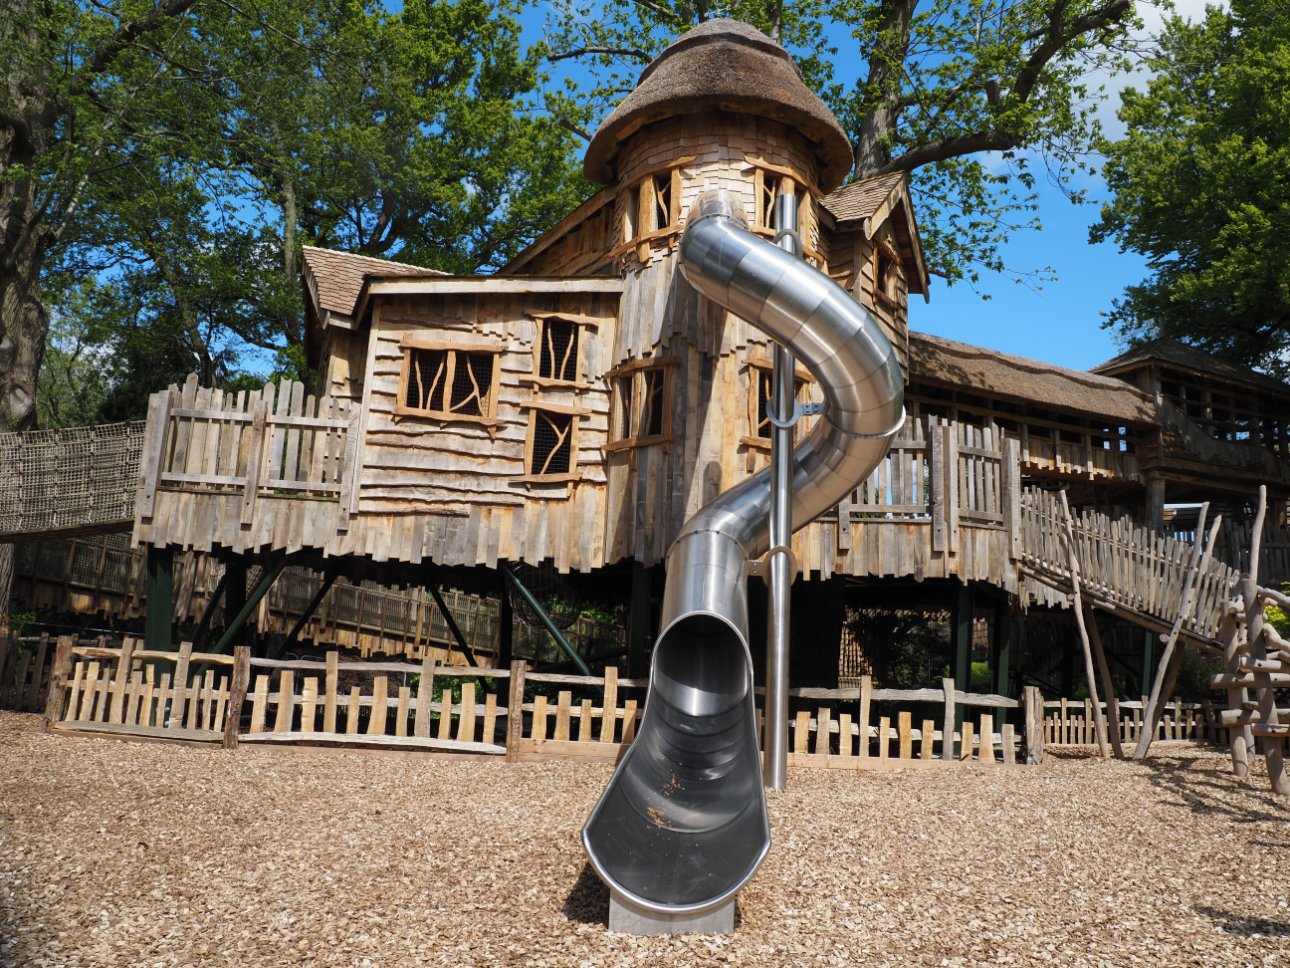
[746,544,799,583]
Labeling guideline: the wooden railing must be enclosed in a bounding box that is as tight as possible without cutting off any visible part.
[42,643,1046,768]
[46,638,239,743]
[1020,488,1239,641]
[1043,697,1225,746]
[834,415,1021,559]
[137,374,356,527]
[1,633,67,712]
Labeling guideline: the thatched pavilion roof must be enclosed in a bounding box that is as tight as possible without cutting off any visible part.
[583,19,854,191]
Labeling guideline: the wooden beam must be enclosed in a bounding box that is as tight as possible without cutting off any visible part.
[1057,491,1109,757]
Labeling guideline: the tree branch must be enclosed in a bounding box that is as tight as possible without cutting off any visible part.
[546,46,653,65]
[35,0,202,128]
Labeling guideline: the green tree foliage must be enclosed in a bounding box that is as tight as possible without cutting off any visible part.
[6,0,587,431]
[1092,0,1290,374]
[540,0,1141,286]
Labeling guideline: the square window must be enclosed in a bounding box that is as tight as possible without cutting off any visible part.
[610,362,673,447]
[399,346,498,422]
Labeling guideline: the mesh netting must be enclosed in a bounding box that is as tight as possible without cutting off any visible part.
[0,421,145,539]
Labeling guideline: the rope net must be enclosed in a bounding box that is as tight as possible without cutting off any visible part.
[0,422,145,540]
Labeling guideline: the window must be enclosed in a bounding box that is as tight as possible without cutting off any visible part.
[536,318,580,384]
[608,360,675,449]
[622,169,682,244]
[528,408,575,478]
[873,242,903,310]
[397,343,500,423]
[744,363,810,449]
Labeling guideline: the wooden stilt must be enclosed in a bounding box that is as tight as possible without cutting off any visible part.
[1057,492,1108,757]
[1243,487,1288,795]
[1084,606,1125,758]
[1134,505,1218,760]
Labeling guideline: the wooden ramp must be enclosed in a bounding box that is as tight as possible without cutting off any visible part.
[1018,487,1237,651]
[0,421,145,543]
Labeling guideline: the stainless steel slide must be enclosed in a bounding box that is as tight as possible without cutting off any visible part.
[582,189,904,918]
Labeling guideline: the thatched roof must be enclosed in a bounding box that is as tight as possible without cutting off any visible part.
[302,246,441,326]
[821,172,929,297]
[910,331,1157,425]
[1092,337,1290,396]
[583,19,854,191]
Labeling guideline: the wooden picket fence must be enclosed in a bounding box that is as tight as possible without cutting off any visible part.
[1043,697,1225,747]
[1,632,62,712]
[39,641,1052,769]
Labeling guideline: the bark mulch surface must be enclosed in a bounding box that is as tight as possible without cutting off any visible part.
[2,712,1288,967]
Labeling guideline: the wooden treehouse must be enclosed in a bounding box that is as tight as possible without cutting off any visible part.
[115,19,1290,683]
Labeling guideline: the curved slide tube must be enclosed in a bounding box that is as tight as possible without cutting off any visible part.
[582,190,904,918]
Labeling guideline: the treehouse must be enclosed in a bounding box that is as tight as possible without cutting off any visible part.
[126,19,1290,686]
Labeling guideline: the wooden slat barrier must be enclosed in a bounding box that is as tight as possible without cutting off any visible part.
[1020,487,1239,643]
[781,676,1027,768]
[38,652,1044,768]
[140,375,354,525]
[1,633,58,712]
[47,638,236,743]
[1042,698,1223,746]
[242,654,509,754]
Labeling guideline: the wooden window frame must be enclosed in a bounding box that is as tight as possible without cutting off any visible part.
[748,161,819,262]
[873,239,903,313]
[395,338,502,426]
[741,360,814,451]
[616,160,690,257]
[519,404,583,485]
[606,357,678,452]
[527,311,600,389]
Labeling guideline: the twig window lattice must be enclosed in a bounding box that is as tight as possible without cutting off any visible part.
[612,364,671,445]
[537,319,579,383]
[401,347,497,421]
[530,409,574,477]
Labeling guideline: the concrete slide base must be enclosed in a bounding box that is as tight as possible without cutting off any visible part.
[609,896,736,936]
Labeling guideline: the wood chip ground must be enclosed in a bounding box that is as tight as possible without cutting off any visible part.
[2,713,1288,967]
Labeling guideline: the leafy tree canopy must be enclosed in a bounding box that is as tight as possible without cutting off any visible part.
[539,0,1143,287]
[1092,0,1290,375]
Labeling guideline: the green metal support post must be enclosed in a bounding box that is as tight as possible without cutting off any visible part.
[211,556,291,656]
[144,546,174,651]
[500,562,591,676]
[428,581,478,667]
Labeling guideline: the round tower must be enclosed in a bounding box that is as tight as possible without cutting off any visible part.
[586,20,856,566]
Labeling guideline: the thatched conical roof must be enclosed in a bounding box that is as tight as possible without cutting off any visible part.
[583,19,854,191]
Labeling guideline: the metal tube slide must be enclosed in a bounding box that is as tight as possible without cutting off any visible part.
[582,189,904,917]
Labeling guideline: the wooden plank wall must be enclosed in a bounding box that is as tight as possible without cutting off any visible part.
[1043,698,1224,746]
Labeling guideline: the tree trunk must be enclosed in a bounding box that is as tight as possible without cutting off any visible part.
[0,246,49,434]
[0,544,12,632]
[854,0,917,178]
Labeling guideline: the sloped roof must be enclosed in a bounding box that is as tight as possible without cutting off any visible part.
[821,172,905,223]
[302,246,441,322]
[821,172,929,297]
[910,331,1157,425]
[1092,337,1290,396]
[583,19,854,191]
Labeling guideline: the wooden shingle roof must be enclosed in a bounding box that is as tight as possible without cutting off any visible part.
[911,331,1157,425]
[583,19,854,191]
[302,246,441,323]
[822,172,929,297]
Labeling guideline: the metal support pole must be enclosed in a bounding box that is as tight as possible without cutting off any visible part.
[144,546,174,651]
[428,580,479,667]
[499,563,591,676]
[212,555,290,655]
[764,189,800,790]
[282,570,338,652]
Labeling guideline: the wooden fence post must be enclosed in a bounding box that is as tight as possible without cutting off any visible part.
[941,677,956,762]
[42,635,75,730]
[222,646,251,749]
[1023,686,1044,765]
[506,660,527,762]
